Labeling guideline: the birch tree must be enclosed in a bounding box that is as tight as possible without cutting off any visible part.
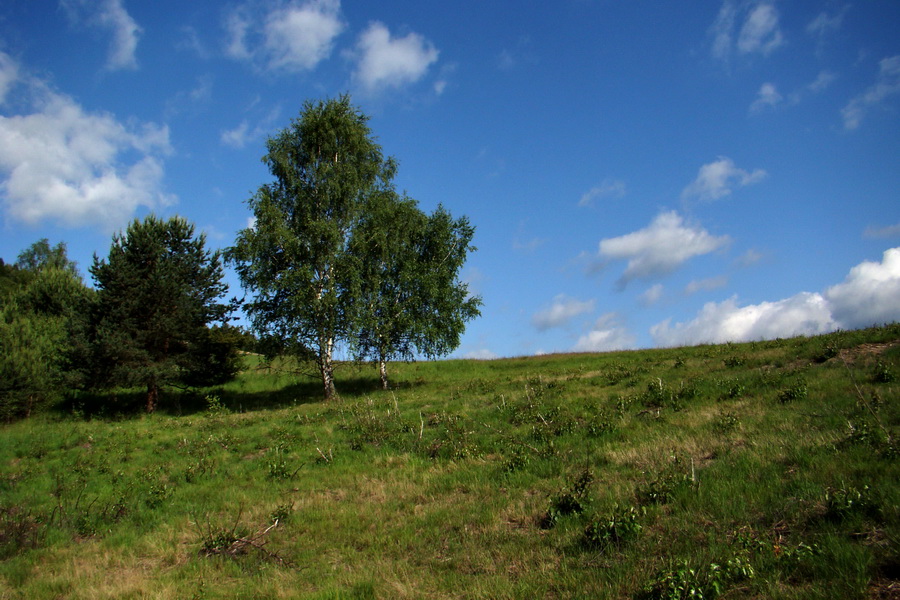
[227,96,395,400]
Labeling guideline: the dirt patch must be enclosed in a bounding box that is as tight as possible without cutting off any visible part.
[837,341,900,366]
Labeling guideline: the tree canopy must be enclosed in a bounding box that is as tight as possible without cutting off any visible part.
[0,244,92,421]
[228,95,480,398]
[90,215,236,412]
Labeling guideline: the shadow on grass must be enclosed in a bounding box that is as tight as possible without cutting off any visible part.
[55,371,423,420]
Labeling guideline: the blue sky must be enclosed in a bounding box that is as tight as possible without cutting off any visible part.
[1,1,899,359]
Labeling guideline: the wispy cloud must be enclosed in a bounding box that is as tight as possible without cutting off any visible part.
[711,1,784,63]
[0,52,19,104]
[842,56,900,130]
[685,276,728,295]
[220,108,280,149]
[640,283,664,306]
[0,53,171,229]
[807,6,850,40]
[225,0,345,73]
[651,247,900,346]
[578,178,626,207]
[808,70,837,93]
[681,157,766,202]
[61,0,142,71]
[351,22,439,93]
[532,295,595,331]
[598,211,731,285]
[737,3,783,56]
[864,223,900,239]
[750,82,782,113]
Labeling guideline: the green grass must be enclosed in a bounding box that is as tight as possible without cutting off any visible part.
[1,325,898,599]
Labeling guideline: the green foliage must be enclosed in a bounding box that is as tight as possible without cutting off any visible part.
[581,504,644,551]
[91,215,234,412]
[873,359,896,383]
[15,238,80,277]
[350,197,481,389]
[228,95,480,396]
[227,95,397,400]
[0,262,93,420]
[638,556,755,600]
[777,378,808,403]
[541,469,594,528]
[635,457,694,506]
[823,483,877,522]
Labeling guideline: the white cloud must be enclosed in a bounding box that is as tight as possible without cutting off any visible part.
[750,82,782,113]
[265,0,344,71]
[685,276,728,295]
[807,6,849,39]
[224,0,344,72]
[651,293,835,347]
[842,55,900,130]
[532,295,595,331]
[578,178,626,206]
[640,284,664,306]
[737,3,783,56]
[808,70,837,93]
[651,247,900,347]
[710,1,738,62]
[598,211,730,284]
[735,248,764,267]
[681,157,766,201]
[352,22,438,92]
[824,247,900,329]
[864,223,900,239]
[710,1,783,62]
[464,348,498,360]
[573,313,637,353]
[61,0,142,70]
[0,74,172,229]
[0,52,20,104]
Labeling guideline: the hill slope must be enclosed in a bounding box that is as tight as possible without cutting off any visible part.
[1,326,898,599]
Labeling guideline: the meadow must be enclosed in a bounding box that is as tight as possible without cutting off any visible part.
[0,325,898,599]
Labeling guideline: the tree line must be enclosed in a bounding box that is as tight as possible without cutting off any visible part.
[0,96,481,419]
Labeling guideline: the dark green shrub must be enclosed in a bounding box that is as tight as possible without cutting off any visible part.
[581,504,644,550]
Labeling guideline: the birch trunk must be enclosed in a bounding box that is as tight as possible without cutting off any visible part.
[320,336,337,400]
[379,358,389,390]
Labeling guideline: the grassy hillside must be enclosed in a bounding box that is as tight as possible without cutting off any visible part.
[1,326,898,599]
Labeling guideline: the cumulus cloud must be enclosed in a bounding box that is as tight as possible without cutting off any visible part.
[573,313,637,353]
[0,61,172,229]
[750,82,782,113]
[352,22,439,92]
[651,293,835,347]
[825,247,900,329]
[842,56,900,130]
[650,247,900,347]
[578,178,626,207]
[710,1,783,62]
[681,157,766,202]
[61,0,142,70]
[599,211,730,285]
[225,0,345,72]
[532,295,595,331]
